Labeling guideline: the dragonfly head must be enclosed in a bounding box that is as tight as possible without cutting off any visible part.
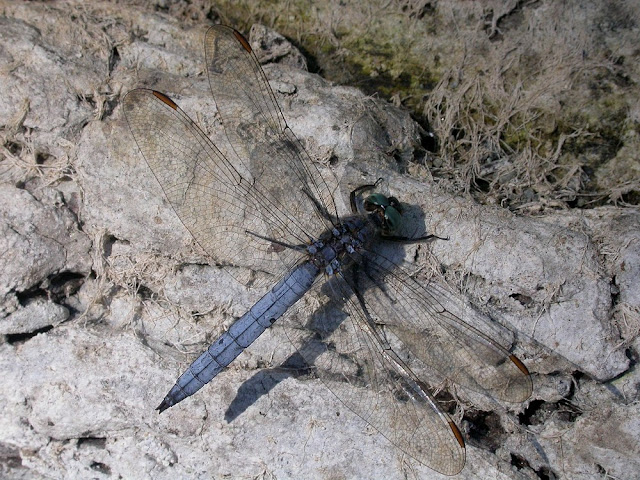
[364,193,403,235]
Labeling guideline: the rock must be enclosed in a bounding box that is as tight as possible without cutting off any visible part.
[0,185,91,316]
[1,298,69,335]
[250,24,308,70]
[0,3,638,480]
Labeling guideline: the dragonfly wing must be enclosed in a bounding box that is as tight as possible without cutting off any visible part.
[204,25,339,241]
[282,274,466,475]
[123,88,305,286]
[348,249,533,403]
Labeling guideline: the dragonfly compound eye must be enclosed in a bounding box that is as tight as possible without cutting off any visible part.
[384,205,402,233]
[364,193,391,210]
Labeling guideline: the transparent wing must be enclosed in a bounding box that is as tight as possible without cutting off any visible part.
[204,25,339,239]
[123,89,307,286]
[282,244,530,473]
[347,249,533,403]
[283,274,466,475]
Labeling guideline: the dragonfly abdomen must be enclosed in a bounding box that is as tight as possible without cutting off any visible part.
[156,262,320,413]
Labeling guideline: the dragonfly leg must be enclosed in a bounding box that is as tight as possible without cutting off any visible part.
[381,232,448,243]
[245,230,308,252]
[302,184,335,223]
[349,178,384,214]
[346,262,394,347]
[353,259,399,317]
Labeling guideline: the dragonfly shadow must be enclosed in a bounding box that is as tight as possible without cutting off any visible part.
[224,291,349,423]
[223,352,310,422]
[224,199,431,422]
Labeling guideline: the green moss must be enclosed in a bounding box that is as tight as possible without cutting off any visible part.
[211,0,444,114]
[207,0,638,207]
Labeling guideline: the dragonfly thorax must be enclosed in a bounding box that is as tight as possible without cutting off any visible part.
[308,215,374,276]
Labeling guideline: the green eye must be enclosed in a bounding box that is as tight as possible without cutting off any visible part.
[365,193,391,208]
[385,206,402,233]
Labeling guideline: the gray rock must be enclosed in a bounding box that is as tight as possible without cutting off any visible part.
[250,23,309,70]
[1,298,69,335]
[0,3,638,480]
[0,185,91,316]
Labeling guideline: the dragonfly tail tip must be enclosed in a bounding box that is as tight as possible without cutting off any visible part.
[156,398,172,414]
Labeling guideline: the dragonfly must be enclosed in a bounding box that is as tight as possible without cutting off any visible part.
[122,25,532,475]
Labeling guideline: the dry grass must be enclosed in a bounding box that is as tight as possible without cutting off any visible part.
[3,0,637,210]
[199,0,640,211]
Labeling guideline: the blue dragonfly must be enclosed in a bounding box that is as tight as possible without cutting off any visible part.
[123,25,531,475]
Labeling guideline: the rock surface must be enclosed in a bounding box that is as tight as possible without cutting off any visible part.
[1,2,639,480]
